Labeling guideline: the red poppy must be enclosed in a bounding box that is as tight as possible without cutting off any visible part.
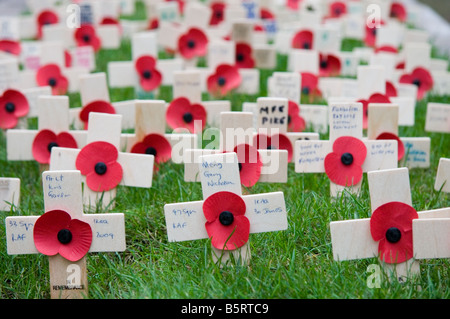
[32,130,78,164]
[209,2,226,26]
[375,45,398,54]
[399,67,433,100]
[396,61,405,70]
[301,72,322,101]
[79,100,116,130]
[37,9,59,39]
[233,143,262,188]
[36,64,69,95]
[260,7,275,20]
[291,30,313,50]
[287,0,301,10]
[328,1,347,18]
[33,209,92,262]
[370,201,418,264]
[207,64,242,97]
[203,191,250,251]
[64,50,72,68]
[375,132,405,161]
[390,2,407,22]
[0,40,21,56]
[178,27,208,60]
[0,89,29,129]
[319,53,341,77]
[75,141,123,192]
[130,133,172,166]
[235,43,255,69]
[166,97,206,133]
[254,133,293,162]
[365,20,385,47]
[148,18,159,30]
[74,24,101,52]
[324,136,367,186]
[135,55,163,92]
[385,81,397,97]
[288,101,306,132]
[357,93,391,129]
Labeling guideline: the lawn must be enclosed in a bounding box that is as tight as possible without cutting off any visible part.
[0,1,449,301]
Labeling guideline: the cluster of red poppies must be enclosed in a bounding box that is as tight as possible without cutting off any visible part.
[0,0,443,265]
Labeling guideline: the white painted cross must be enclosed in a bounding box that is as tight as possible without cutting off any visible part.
[183,111,289,186]
[6,95,87,168]
[0,177,20,211]
[164,152,287,265]
[69,72,136,130]
[367,103,430,168]
[119,99,198,165]
[50,112,154,210]
[5,170,126,299]
[330,167,450,282]
[425,102,450,133]
[295,102,398,196]
[435,158,450,194]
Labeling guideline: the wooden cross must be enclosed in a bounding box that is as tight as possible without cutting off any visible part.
[183,110,289,186]
[69,72,136,130]
[119,99,198,165]
[330,167,450,282]
[0,177,20,211]
[295,101,399,196]
[425,102,450,133]
[251,97,320,163]
[49,112,154,211]
[5,170,126,299]
[435,158,450,193]
[367,103,430,168]
[164,152,288,265]
[6,95,87,169]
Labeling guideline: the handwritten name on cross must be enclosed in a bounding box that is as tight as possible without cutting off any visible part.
[5,170,126,298]
[164,152,287,265]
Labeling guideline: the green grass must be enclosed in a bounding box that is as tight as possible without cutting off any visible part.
[0,2,449,300]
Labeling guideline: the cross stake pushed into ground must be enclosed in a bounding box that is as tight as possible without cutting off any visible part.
[50,112,154,211]
[5,170,126,299]
[295,101,399,196]
[164,152,288,266]
[330,167,450,282]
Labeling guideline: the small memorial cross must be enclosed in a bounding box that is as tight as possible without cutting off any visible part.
[295,102,398,196]
[5,170,126,298]
[50,112,154,210]
[164,152,288,265]
[434,158,450,194]
[0,177,20,211]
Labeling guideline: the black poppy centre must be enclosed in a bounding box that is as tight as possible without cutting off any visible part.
[145,146,157,156]
[142,70,152,79]
[57,228,73,244]
[187,40,196,49]
[385,227,402,243]
[302,87,310,95]
[94,162,108,175]
[5,102,15,113]
[183,112,193,123]
[217,76,226,87]
[219,211,234,226]
[412,79,421,87]
[236,53,244,62]
[47,142,59,152]
[83,34,91,43]
[341,152,353,166]
[303,42,310,49]
[320,60,328,69]
[48,77,57,87]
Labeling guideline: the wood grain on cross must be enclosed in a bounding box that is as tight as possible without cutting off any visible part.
[330,167,450,281]
[50,112,154,210]
[367,103,430,168]
[5,170,126,299]
[6,95,88,168]
[183,111,289,185]
[164,152,287,265]
[295,102,398,196]
[119,100,198,164]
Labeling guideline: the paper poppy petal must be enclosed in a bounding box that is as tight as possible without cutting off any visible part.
[209,2,226,25]
[166,97,206,133]
[79,101,116,129]
[370,201,418,263]
[333,136,367,166]
[131,133,172,164]
[329,1,347,17]
[203,191,247,222]
[385,81,397,97]
[375,132,405,161]
[3,89,29,117]
[235,43,255,68]
[85,161,123,192]
[0,40,21,56]
[33,210,71,256]
[75,141,119,175]
[207,64,241,96]
[57,218,93,262]
[205,216,250,250]
[273,133,294,162]
[178,27,208,59]
[292,30,313,49]
[390,2,407,22]
[234,144,262,187]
